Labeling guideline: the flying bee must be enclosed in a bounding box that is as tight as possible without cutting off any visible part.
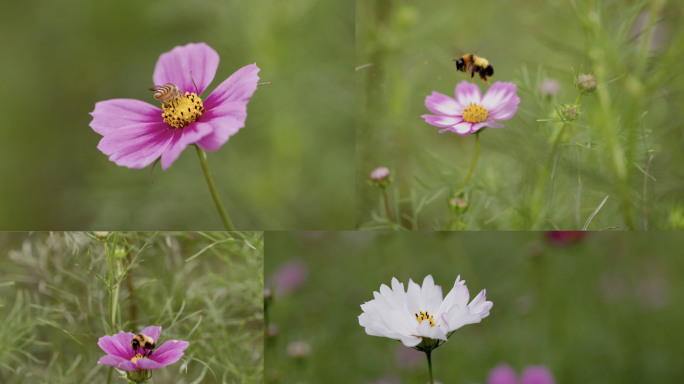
[131,333,156,357]
[149,83,184,106]
[454,54,494,83]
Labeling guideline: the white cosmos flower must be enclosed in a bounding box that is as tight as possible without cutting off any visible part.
[358,275,492,351]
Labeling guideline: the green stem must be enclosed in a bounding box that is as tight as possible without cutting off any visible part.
[195,145,235,231]
[459,132,481,191]
[425,350,435,384]
[381,187,394,230]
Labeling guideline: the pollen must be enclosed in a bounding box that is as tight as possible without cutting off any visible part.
[462,103,488,123]
[160,92,205,129]
[414,310,436,327]
[131,353,146,363]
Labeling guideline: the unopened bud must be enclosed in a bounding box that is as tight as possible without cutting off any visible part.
[560,104,580,121]
[577,74,597,94]
[371,167,391,188]
[539,78,561,97]
[287,341,311,359]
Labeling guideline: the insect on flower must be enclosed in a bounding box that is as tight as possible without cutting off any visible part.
[149,83,184,106]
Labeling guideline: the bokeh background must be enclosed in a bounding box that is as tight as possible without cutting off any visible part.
[0,232,263,383]
[265,231,684,383]
[357,0,684,230]
[0,0,353,230]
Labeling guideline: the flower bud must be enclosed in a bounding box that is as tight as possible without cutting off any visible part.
[287,341,311,359]
[560,104,580,121]
[448,193,468,213]
[539,78,561,97]
[577,74,597,94]
[371,167,391,188]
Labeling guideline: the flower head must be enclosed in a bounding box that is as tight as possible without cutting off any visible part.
[486,364,555,384]
[358,275,492,352]
[90,43,260,170]
[97,326,188,372]
[371,166,391,188]
[422,81,519,135]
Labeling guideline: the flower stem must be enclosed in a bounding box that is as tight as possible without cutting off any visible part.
[459,132,480,191]
[425,350,435,384]
[195,145,235,231]
[381,187,394,230]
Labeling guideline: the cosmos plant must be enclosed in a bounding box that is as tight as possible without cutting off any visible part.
[89,42,260,230]
[359,274,492,384]
[97,326,189,383]
[422,81,520,193]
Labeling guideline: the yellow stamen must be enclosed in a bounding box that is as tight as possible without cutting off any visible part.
[462,103,488,123]
[131,353,145,364]
[414,310,436,327]
[160,92,205,128]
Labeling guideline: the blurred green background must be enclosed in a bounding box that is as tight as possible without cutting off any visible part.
[0,0,353,230]
[357,0,684,229]
[0,231,263,383]
[265,231,684,383]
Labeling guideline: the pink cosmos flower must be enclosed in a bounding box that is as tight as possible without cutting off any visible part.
[90,42,259,170]
[487,364,555,384]
[97,326,188,371]
[422,81,520,135]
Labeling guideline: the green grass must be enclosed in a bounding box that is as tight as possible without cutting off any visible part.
[0,0,353,230]
[0,232,263,383]
[357,0,684,230]
[265,231,684,383]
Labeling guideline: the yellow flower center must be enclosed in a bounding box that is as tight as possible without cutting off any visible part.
[160,91,205,129]
[131,353,146,363]
[462,103,488,123]
[415,310,436,327]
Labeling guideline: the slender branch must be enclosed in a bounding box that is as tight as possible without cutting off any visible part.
[459,132,481,191]
[425,350,435,384]
[381,188,394,230]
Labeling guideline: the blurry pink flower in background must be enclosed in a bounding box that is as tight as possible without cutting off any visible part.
[422,81,520,136]
[286,340,311,359]
[395,345,423,370]
[539,78,561,97]
[270,259,309,296]
[486,364,555,384]
[546,231,586,245]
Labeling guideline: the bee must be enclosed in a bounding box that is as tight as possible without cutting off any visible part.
[149,83,183,106]
[131,334,156,356]
[454,54,494,83]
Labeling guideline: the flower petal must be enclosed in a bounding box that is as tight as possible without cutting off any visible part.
[204,63,260,111]
[153,42,219,96]
[194,103,248,151]
[150,340,189,365]
[422,114,462,128]
[98,332,135,359]
[521,365,555,384]
[438,122,474,135]
[136,358,166,370]
[138,326,162,343]
[97,122,174,169]
[482,82,520,121]
[487,364,517,384]
[97,355,138,371]
[454,81,483,109]
[89,99,162,136]
[424,91,461,116]
[159,122,213,170]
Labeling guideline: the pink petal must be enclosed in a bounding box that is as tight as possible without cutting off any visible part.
[204,63,260,111]
[454,81,483,108]
[97,355,138,371]
[195,103,248,151]
[487,364,517,384]
[89,99,161,136]
[422,114,462,128]
[97,122,175,169]
[482,82,520,121]
[98,331,135,359]
[153,42,219,96]
[521,366,555,384]
[136,358,166,370]
[150,340,189,365]
[160,122,213,170]
[424,91,460,116]
[138,326,162,343]
[438,122,474,135]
